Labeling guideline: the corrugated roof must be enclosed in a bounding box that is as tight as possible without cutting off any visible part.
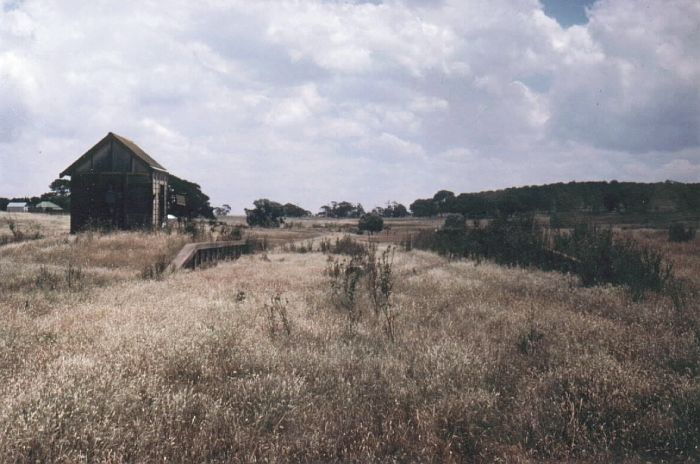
[35,201,63,210]
[60,132,167,177]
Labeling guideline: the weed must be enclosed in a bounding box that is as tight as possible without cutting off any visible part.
[326,254,364,319]
[65,263,85,291]
[414,216,679,301]
[35,266,62,291]
[140,253,170,280]
[263,293,291,337]
[330,235,366,257]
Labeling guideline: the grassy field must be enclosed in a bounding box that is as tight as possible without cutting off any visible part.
[0,212,699,462]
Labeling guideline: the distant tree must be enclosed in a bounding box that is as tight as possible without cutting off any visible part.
[168,175,215,219]
[38,178,72,210]
[433,190,455,214]
[0,198,9,211]
[358,213,384,235]
[245,199,285,227]
[373,202,409,218]
[442,213,466,233]
[319,201,365,218]
[49,178,71,197]
[213,204,232,217]
[410,198,437,217]
[282,203,311,217]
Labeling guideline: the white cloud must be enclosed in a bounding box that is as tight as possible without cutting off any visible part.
[0,0,697,213]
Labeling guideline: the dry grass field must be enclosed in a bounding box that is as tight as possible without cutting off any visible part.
[0,212,698,462]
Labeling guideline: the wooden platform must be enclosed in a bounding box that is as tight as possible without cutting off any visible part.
[169,240,249,271]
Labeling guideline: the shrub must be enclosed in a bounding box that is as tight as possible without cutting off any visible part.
[326,254,364,319]
[358,213,384,235]
[669,223,695,242]
[245,199,285,228]
[325,243,397,340]
[331,235,367,257]
[413,216,677,301]
[263,293,291,337]
[141,253,171,280]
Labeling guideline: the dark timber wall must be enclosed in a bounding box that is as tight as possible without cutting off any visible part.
[61,133,169,233]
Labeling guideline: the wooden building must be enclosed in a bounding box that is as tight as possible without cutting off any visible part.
[60,133,169,233]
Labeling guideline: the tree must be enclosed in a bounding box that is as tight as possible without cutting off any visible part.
[245,199,285,227]
[168,175,215,219]
[40,178,72,210]
[442,213,466,233]
[319,201,365,218]
[410,198,437,217]
[358,213,384,234]
[213,204,232,217]
[49,178,71,197]
[282,203,311,217]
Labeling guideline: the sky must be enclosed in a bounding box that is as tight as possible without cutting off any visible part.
[0,0,698,213]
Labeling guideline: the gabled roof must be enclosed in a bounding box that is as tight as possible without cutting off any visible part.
[7,202,27,207]
[35,201,63,210]
[60,132,167,177]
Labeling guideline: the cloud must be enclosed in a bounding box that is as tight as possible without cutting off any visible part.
[547,0,700,153]
[0,0,697,213]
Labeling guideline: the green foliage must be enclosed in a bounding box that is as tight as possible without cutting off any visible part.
[319,201,365,218]
[213,204,231,217]
[373,201,409,218]
[245,199,285,227]
[328,235,367,257]
[410,181,700,218]
[282,203,311,217]
[358,213,384,234]
[555,224,672,300]
[442,213,466,233]
[168,175,215,219]
[668,223,696,242]
[43,179,71,210]
[415,216,676,300]
[326,242,397,340]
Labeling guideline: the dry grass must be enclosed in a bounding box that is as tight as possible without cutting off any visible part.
[0,215,698,462]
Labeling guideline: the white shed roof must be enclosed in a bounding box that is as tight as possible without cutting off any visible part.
[7,202,27,207]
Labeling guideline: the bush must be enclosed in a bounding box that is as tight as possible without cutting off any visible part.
[358,213,384,235]
[413,216,676,300]
[245,199,285,228]
[330,235,367,257]
[669,223,695,242]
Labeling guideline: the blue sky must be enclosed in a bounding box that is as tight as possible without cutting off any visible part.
[542,0,596,27]
[0,0,698,213]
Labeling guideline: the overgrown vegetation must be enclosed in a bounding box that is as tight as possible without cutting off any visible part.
[326,240,397,340]
[358,212,384,235]
[0,217,43,246]
[669,222,696,242]
[1,213,698,462]
[414,214,683,301]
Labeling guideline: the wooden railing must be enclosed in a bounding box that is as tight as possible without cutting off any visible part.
[169,240,250,271]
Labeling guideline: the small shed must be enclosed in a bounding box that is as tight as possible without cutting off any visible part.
[7,202,28,213]
[34,201,64,213]
[60,132,169,233]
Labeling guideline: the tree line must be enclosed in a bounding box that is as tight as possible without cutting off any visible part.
[409,181,700,217]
